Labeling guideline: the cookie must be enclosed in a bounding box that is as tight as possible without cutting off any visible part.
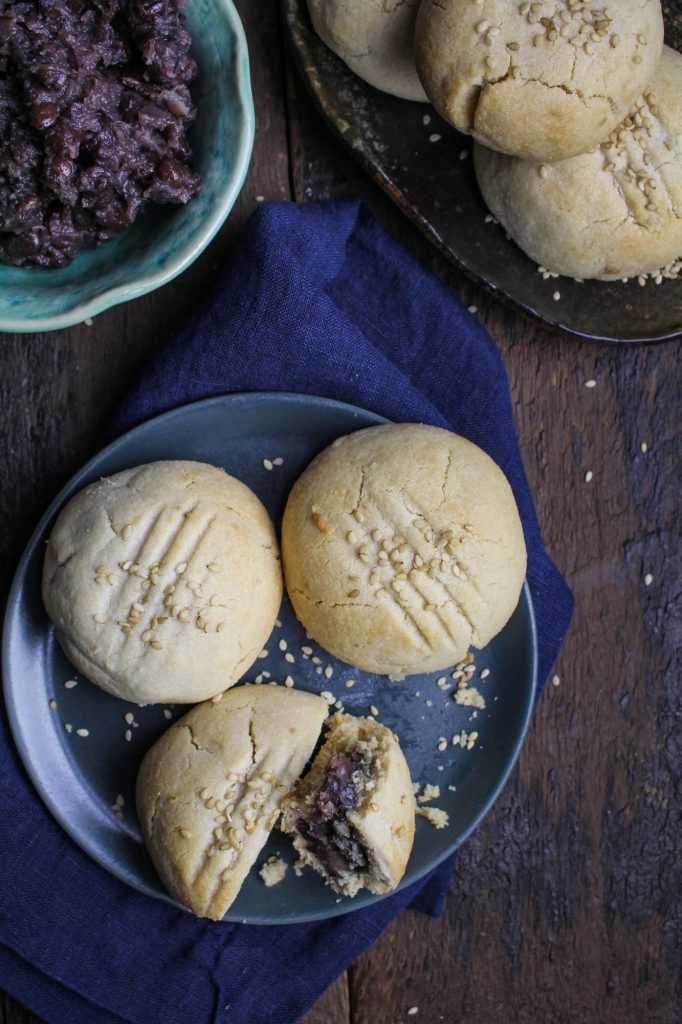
[415,0,664,160]
[136,684,329,919]
[308,0,427,101]
[474,46,682,280]
[281,712,415,897]
[42,461,282,703]
[281,424,526,677]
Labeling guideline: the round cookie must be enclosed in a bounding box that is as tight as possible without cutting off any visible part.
[281,424,527,678]
[415,0,664,161]
[42,461,283,704]
[474,46,682,281]
[307,0,427,102]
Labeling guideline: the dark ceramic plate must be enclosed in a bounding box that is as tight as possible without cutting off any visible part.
[3,393,536,924]
[284,0,682,343]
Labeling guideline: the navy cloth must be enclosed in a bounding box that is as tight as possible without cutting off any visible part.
[0,200,573,1024]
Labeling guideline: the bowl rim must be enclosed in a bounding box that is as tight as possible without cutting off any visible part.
[0,0,255,335]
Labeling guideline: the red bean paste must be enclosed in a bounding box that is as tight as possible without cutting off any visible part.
[297,751,372,880]
[0,0,201,268]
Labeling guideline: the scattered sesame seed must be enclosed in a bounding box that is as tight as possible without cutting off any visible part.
[553,290,561,301]
[437,738,448,752]
[124,712,134,725]
[125,729,132,741]
[284,653,295,664]
[49,698,57,709]
[255,195,264,202]
[480,667,490,679]
[301,646,313,655]
[429,133,442,143]
[320,691,335,703]
[345,679,356,688]
[552,674,560,687]
[284,676,294,688]
[644,573,653,586]
[278,639,287,651]
[459,150,469,161]
[64,679,78,689]
[263,458,273,471]
[84,317,93,326]
[408,1006,419,1016]
[76,728,89,737]
[179,828,192,839]
[65,723,73,733]
[640,442,648,453]
[467,304,478,314]
[258,649,268,658]
[422,114,431,126]
[584,379,596,388]
[324,666,333,679]
[585,470,593,482]
[369,705,379,716]
[163,709,173,719]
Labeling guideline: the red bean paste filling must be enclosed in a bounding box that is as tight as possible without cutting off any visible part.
[0,0,202,268]
[297,750,373,880]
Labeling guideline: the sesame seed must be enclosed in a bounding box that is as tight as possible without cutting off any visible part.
[125,729,132,741]
[258,649,268,658]
[263,458,273,471]
[552,674,560,687]
[284,676,294,688]
[437,739,448,752]
[324,666,333,679]
[273,457,284,466]
[301,645,313,655]
[179,828,192,839]
[480,668,490,679]
[163,709,172,719]
[369,705,379,716]
[585,471,593,483]
[422,113,431,125]
[408,1009,419,1017]
[429,133,442,143]
[553,290,561,301]
[459,150,469,161]
[49,698,57,709]
[64,679,78,689]
[279,639,287,651]
[285,653,295,664]
[76,728,89,737]
[644,573,653,586]
[584,379,596,388]
[640,442,648,453]
[345,679,356,688]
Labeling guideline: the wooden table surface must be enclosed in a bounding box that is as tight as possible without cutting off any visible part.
[1,3,680,1023]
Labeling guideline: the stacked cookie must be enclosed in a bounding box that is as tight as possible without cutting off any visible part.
[416,0,681,281]
[307,0,681,283]
[43,425,526,918]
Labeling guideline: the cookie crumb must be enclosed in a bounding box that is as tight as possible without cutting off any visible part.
[417,806,449,829]
[454,686,486,709]
[259,855,287,887]
[417,784,440,804]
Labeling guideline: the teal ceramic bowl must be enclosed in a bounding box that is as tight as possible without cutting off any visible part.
[0,0,254,334]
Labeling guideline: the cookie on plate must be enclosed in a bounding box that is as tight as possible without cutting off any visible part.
[307,0,427,101]
[42,461,282,704]
[136,684,329,919]
[474,46,682,281]
[281,424,526,677]
[415,0,664,161]
[281,712,415,897]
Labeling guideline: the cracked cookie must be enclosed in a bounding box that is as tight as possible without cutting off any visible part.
[281,424,526,678]
[42,461,282,704]
[136,684,329,919]
[474,45,682,280]
[307,0,427,101]
[281,712,415,897]
[415,0,664,161]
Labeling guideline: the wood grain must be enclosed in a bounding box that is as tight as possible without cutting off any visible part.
[1,1,680,1023]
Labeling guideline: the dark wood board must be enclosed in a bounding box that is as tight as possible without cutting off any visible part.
[284,0,682,344]
[1,1,681,1022]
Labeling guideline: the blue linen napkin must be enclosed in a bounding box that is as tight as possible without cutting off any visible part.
[0,200,573,1024]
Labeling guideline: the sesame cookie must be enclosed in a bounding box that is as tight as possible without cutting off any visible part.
[281,424,527,678]
[136,685,328,919]
[42,461,282,704]
[307,0,427,101]
[474,46,682,280]
[415,0,664,161]
[281,712,415,897]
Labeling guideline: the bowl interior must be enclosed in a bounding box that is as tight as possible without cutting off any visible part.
[0,0,254,332]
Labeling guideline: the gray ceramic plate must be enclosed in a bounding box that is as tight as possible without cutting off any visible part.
[2,393,537,924]
[284,0,682,343]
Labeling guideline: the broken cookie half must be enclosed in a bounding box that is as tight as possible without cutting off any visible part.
[136,684,328,920]
[281,712,416,897]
